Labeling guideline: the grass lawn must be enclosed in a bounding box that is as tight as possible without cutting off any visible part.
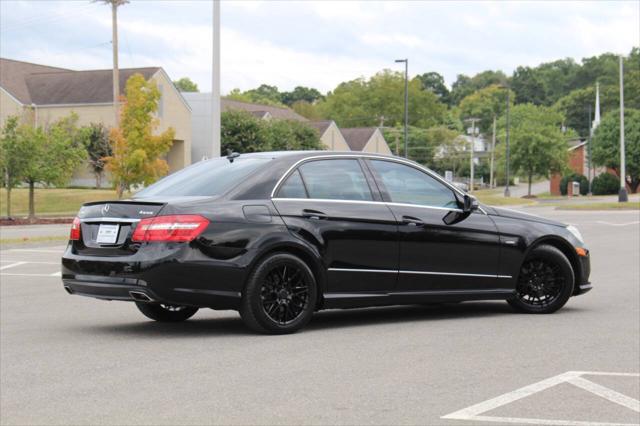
[555,201,640,210]
[0,188,124,217]
[472,189,536,206]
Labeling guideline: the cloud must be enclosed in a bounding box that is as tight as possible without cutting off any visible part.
[1,0,638,94]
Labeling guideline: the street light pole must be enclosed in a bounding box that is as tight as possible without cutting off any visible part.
[619,55,628,202]
[504,89,511,197]
[395,59,409,158]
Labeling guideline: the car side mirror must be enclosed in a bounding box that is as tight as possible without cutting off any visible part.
[463,194,479,213]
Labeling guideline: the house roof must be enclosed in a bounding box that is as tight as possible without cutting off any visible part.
[1,57,160,105]
[221,98,307,122]
[308,120,333,136]
[340,127,378,151]
[0,58,69,104]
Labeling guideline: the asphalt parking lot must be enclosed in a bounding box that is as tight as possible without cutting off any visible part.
[1,207,639,425]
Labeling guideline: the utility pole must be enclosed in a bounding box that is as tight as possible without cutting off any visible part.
[101,0,128,126]
[504,89,511,197]
[395,59,409,158]
[211,0,221,157]
[490,116,496,188]
[619,55,628,202]
[587,104,592,195]
[465,118,479,193]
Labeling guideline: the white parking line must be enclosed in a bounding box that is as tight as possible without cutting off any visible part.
[0,260,59,265]
[442,371,640,426]
[1,273,61,278]
[0,261,27,271]
[596,221,640,227]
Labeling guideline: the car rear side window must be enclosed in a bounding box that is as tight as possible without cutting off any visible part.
[277,170,308,198]
[297,159,373,201]
[370,160,458,208]
[135,157,270,198]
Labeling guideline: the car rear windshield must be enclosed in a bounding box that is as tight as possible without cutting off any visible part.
[134,157,271,198]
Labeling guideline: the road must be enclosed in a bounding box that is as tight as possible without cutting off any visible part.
[1,208,639,425]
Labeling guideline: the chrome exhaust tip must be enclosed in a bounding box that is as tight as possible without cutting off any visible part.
[129,291,154,302]
[64,286,73,295]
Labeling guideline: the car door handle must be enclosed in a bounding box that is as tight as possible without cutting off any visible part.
[302,209,328,220]
[401,216,424,227]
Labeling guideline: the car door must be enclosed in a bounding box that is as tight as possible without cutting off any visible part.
[366,159,503,293]
[272,158,399,294]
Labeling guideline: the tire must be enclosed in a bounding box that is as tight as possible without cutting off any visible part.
[508,244,575,314]
[240,253,317,334]
[135,302,199,322]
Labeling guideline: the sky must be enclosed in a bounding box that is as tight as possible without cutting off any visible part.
[1,0,638,94]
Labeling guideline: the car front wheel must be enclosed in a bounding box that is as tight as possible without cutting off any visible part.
[508,245,575,314]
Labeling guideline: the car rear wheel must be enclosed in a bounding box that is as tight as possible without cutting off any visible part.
[135,302,199,322]
[508,245,575,314]
[240,253,317,334]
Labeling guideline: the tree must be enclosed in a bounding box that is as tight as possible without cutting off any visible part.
[106,74,175,197]
[80,123,111,188]
[383,125,460,168]
[450,70,508,105]
[221,110,323,154]
[511,66,547,105]
[317,70,447,128]
[281,86,324,106]
[0,117,30,217]
[592,108,640,193]
[221,110,266,154]
[497,104,568,196]
[291,100,323,120]
[553,84,620,138]
[416,72,450,105]
[262,119,323,151]
[458,84,514,134]
[173,77,199,92]
[20,114,87,219]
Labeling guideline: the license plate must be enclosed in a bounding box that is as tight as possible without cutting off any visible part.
[96,224,119,244]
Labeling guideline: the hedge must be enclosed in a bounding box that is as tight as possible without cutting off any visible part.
[592,173,619,195]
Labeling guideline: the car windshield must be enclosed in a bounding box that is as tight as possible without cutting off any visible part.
[134,157,271,198]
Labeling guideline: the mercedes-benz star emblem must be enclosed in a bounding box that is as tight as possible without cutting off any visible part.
[101,204,110,215]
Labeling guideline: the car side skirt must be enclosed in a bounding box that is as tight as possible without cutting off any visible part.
[323,289,515,309]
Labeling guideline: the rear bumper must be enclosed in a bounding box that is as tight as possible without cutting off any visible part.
[61,242,250,309]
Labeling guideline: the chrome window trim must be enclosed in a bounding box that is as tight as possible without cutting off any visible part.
[80,217,141,223]
[272,197,463,213]
[328,267,512,279]
[270,154,467,198]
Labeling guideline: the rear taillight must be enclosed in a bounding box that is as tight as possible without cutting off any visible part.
[70,217,81,241]
[131,215,209,243]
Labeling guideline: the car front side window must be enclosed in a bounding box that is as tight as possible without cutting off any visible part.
[369,160,458,209]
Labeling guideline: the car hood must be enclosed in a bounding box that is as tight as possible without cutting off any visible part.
[486,206,566,227]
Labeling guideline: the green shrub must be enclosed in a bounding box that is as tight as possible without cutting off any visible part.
[560,173,588,195]
[592,173,619,195]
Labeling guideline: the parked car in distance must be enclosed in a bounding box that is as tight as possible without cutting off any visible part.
[61,151,591,334]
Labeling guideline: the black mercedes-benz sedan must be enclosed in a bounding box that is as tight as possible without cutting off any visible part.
[62,151,591,334]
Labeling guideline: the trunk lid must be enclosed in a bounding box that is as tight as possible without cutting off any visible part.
[74,200,166,256]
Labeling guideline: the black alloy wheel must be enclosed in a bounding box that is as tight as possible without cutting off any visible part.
[240,253,317,334]
[261,264,310,325]
[508,245,574,314]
